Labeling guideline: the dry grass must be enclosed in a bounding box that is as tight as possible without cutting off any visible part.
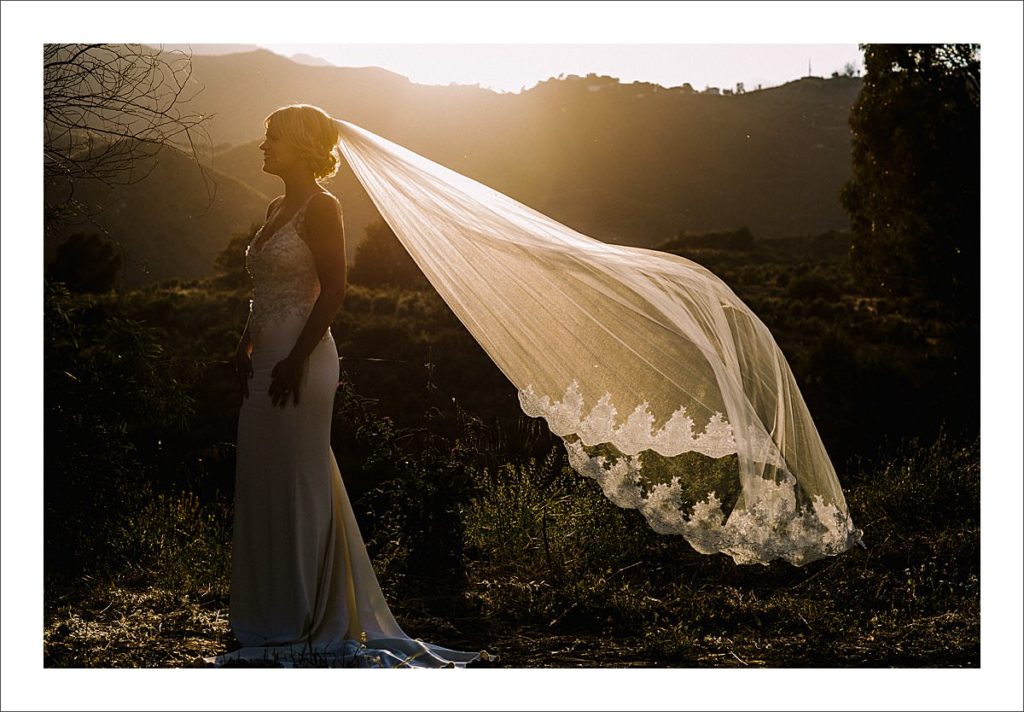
[43,581,978,668]
[45,582,231,668]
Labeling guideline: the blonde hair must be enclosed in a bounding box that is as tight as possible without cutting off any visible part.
[265,104,341,180]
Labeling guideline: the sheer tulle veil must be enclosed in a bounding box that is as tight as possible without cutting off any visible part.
[332,118,862,566]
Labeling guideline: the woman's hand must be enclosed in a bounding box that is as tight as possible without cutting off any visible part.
[269,354,306,408]
[234,337,253,399]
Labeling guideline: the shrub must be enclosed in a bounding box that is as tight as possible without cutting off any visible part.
[45,282,198,577]
[112,491,232,597]
[461,446,671,625]
[348,219,430,289]
[212,224,260,289]
[788,271,841,301]
[46,233,124,293]
[847,429,979,534]
[333,375,480,599]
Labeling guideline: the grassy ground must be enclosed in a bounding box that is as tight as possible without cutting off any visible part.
[43,557,978,668]
[42,243,980,668]
[44,432,979,668]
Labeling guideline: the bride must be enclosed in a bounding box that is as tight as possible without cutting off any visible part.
[221,104,483,667]
[218,99,861,666]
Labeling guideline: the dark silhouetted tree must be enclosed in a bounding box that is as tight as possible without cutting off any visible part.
[348,219,429,289]
[840,44,979,317]
[46,233,125,292]
[213,224,260,288]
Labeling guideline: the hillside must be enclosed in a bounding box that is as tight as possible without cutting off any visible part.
[45,146,268,286]
[182,50,860,244]
[48,48,863,286]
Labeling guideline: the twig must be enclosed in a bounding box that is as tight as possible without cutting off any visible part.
[787,558,842,591]
[548,561,644,628]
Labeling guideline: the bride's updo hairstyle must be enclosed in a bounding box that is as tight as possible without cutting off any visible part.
[265,104,341,180]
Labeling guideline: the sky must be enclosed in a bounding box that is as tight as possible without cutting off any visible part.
[246,44,862,94]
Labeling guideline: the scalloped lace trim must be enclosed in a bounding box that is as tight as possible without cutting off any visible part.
[562,439,860,566]
[518,380,859,565]
[518,380,786,467]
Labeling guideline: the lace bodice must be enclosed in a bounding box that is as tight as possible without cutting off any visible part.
[245,194,326,342]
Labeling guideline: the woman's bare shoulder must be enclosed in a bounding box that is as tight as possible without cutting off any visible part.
[309,191,342,211]
[304,192,345,249]
[306,191,343,223]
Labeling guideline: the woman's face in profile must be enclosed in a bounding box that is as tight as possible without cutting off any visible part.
[258,124,302,176]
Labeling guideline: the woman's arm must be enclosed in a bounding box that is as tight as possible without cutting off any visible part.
[288,193,347,361]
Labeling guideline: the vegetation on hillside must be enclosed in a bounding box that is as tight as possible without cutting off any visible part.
[43,222,979,667]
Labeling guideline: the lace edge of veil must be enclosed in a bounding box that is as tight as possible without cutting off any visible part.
[519,381,862,566]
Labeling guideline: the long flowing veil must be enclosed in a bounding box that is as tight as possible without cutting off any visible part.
[333,118,861,566]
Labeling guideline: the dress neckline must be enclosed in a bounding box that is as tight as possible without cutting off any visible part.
[251,191,327,256]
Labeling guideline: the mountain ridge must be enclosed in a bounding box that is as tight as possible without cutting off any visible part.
[47,48,862,286]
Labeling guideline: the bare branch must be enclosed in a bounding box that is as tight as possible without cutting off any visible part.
[44,43,214,227]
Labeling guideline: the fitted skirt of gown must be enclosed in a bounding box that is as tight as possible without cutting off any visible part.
[217,313,483,668]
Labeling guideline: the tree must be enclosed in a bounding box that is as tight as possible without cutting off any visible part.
[213,224,260,288]
[45,232,124,293]
[348,219,429,289]
[840,45,979,317]
[44,44,210,235]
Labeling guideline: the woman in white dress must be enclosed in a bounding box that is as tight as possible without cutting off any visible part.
[216,102,859,665]
[223,104,483,668]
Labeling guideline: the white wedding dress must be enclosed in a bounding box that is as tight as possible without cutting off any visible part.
[214,193,484,668]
